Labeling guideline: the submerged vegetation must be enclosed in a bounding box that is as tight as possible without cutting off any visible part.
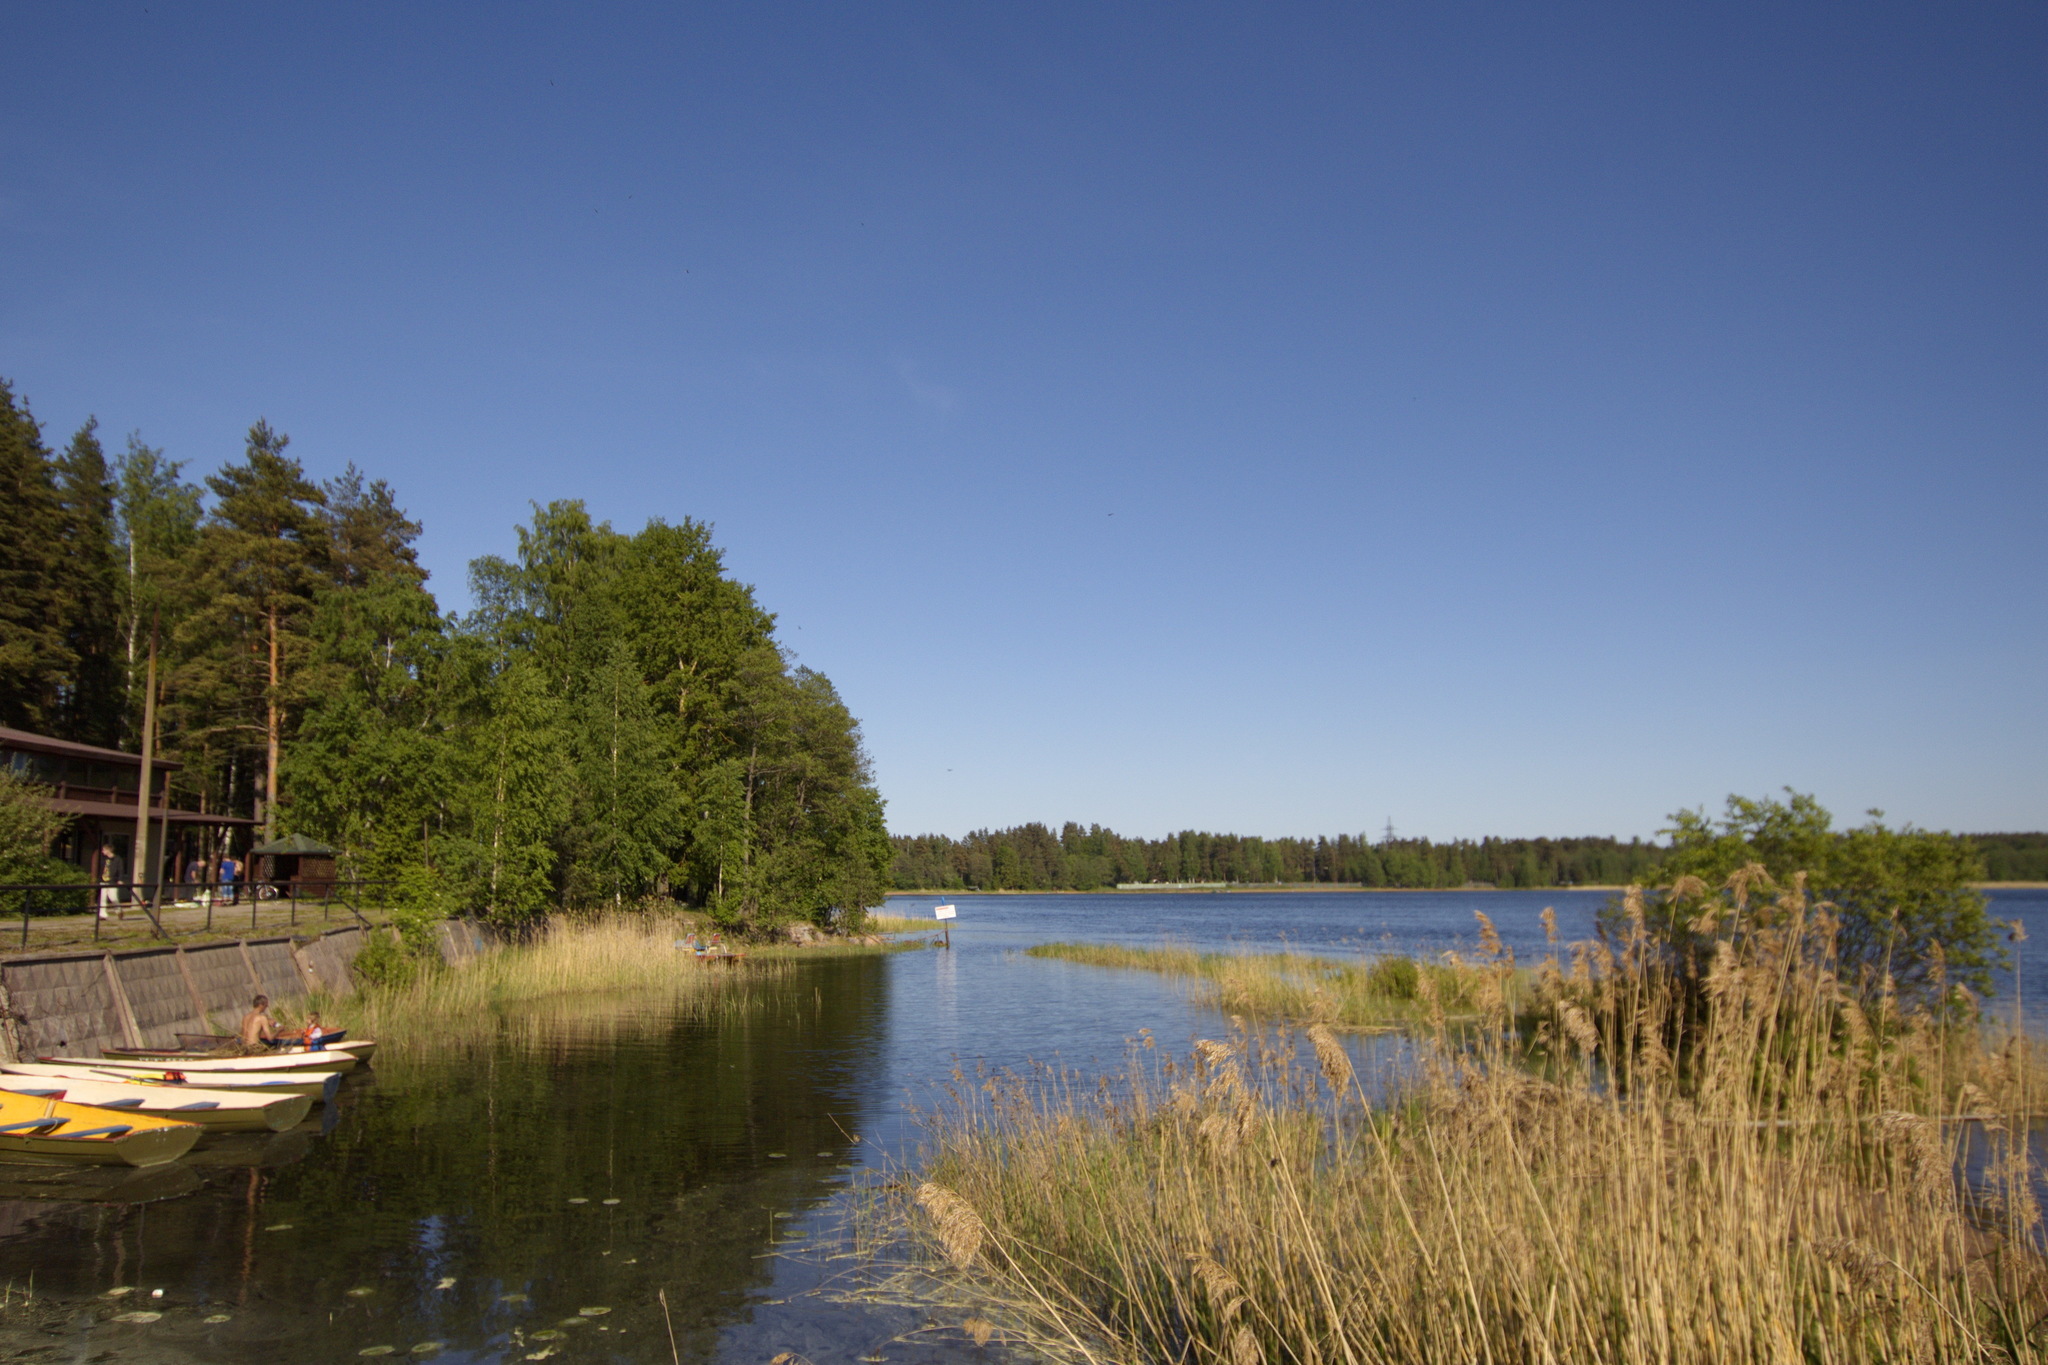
[900,871,2047,1365]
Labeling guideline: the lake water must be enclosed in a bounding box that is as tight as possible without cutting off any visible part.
[2,886,2042,1362]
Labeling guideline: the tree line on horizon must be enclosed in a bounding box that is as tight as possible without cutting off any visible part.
[891,823,2048,891]
[0,377,890,930]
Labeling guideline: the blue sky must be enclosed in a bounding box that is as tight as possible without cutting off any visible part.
[3,3,2042,840]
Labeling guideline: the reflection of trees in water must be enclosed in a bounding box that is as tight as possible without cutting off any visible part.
[0,954,892,1363]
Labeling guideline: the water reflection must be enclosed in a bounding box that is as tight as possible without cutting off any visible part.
[0,954,898,1363]
[4,888,2041,1362]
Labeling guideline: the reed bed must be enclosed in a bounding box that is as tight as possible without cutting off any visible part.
[1025,941,1493,1029]
[897,880,2048,1364]
[312,914,788,1056]
[867,913,943,936]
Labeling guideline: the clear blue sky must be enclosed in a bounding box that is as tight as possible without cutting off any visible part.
[4,3,2042,841]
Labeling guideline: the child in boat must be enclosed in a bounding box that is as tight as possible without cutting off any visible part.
[238,995,277,1047]
[297,1012,331,1050]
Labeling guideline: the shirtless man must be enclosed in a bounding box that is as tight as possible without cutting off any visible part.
[238,994,277,1048]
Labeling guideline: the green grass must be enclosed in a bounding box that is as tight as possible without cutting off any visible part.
[301,913,928,1060]
[864,913,945,935]
[1023,941,1497,1028]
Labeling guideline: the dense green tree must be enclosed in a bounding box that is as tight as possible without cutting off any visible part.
[281,572,450,880]
[564,637,681,908]
[183,421,328,839]
[0,381,70,733]
[324,464,425,589]
[50,419,124,745]
[890,824,1668,892]
[1654,790,1999,1003]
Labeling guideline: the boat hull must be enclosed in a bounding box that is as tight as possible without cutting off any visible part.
[0,1093,201,1168]
[2,1063,343,1104]
[106,1039,376,1066]
[0,1078,312,1132]
[72,1050,358,1075]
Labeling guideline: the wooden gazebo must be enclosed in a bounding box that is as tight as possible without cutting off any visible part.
[248,834,338,898]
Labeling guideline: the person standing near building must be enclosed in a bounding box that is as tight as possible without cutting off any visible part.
[96,841,125,920]
[219,850,239,906]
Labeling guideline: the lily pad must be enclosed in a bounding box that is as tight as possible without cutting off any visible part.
[358,1348,397,1358]
[566,1197,588,1204]
[112,1311,162,1324]
[205,1314,233,1324]
[104,1287,135,1298]
[766,1152,786,1158]
[266,1222,294,1231]
[578,1306,610,1316]
[559,1317,590,1328]
[347,1287,376,1298]
[600,1198,621,1205]
[530,1329,565,1341]
[411,1343,446,1356]
[499,1292,530,1304]
[434,1277,457,1290]
[525,1351,556,1361]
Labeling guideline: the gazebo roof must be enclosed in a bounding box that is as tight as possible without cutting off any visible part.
[249,833,335,857]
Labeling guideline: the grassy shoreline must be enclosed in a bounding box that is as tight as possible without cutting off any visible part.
[1025,941,1498,1029]
[304,914,908,1057]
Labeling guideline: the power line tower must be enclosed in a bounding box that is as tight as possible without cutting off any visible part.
[1382,817,1396,846]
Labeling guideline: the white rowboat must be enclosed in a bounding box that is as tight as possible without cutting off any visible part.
[2,1062,344,1104]
[0,1076,313,1132]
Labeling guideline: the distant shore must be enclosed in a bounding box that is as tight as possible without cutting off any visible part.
[884,881,2048,897]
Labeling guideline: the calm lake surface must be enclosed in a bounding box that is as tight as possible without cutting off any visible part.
[3,887,2042,1362]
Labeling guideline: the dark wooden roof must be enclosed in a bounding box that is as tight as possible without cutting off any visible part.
[0,726,182,771]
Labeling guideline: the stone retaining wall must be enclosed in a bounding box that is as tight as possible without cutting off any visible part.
[0,928,372,1062]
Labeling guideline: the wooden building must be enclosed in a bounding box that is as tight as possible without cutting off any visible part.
[0,727,254,891]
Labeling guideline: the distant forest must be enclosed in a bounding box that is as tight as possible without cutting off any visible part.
[892,825,2048,891]
[1974,834,2048,882]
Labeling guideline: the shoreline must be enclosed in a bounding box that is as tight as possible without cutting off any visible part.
[886,881,2048,897]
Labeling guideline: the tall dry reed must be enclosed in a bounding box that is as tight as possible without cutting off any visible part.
[314,914,785,1058]
[900,874,2048,1364]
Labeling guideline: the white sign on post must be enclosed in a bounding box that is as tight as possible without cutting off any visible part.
[934,904,958,921]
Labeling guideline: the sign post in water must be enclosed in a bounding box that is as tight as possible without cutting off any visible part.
[934,902,956,949]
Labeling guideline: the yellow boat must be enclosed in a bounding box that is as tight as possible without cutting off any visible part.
[0,1090,201,1168]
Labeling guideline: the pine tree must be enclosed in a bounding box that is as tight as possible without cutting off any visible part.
[51,419,124,745]
[323,464,425,588]
[0,380,70,733]
[187,421,327,839]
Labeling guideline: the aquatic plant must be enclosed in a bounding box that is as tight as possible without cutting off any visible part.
[894,878,2048,1364]
[1023,942,1494,1029]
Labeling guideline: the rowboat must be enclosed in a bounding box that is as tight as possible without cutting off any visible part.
[176,1028,349,1051]
[0,1090,201,1167]
[63,1049,359,1076]
[0,1075,313,1132]
[100,1038,378,1066]
[2,1062,344,1104]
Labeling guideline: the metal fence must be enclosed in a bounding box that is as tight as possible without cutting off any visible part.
[0,878,393,951]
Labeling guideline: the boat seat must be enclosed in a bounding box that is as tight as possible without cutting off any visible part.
[54,1125,133,1139]
[6,1088,61,1097]
[0,1118,66,1134]
[172,1101,220,1110]
[98,1098,147,1108]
